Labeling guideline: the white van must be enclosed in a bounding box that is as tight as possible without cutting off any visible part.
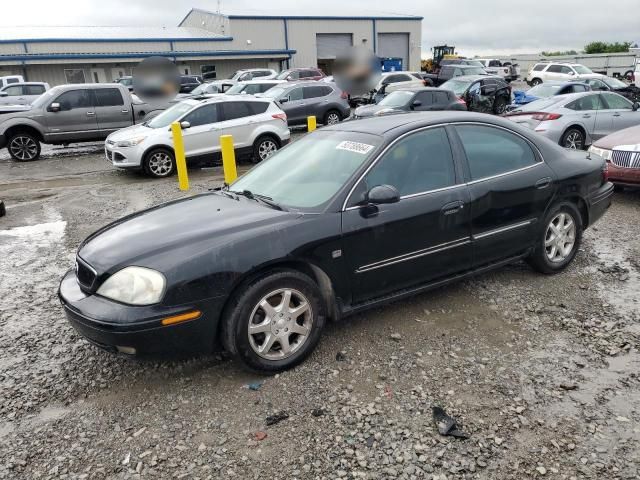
[0,75,25,89]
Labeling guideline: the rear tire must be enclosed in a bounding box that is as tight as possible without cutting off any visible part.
[560,127,586,150]
[143,148,175,178]
[527,202,583,274]
[7,132,41,161]
[252,135,280,163]
[531,78,542,86]
[323,109,342,125]
[624,70,634,82]
[221,270,326,372]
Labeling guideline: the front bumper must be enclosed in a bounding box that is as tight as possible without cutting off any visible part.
[607,162,640,187]
[105,141,144,169]
[58,269,226,356]
[587,182,614,227]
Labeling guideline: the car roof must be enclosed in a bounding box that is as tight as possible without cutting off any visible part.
[447,75,499,82]
[392,86,447,93]
[282,80,332,87]
[237,79,285,84]
[199,94,272,104]
[380,71,418,76]
[324,111,521,137]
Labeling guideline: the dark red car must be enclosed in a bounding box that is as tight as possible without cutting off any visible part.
[589,124,640,188]
[276,68,325,81]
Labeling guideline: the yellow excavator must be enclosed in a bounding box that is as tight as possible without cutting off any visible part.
[422,45,457,73]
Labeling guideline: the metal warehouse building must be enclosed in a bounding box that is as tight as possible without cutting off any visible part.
[0,9,422,86]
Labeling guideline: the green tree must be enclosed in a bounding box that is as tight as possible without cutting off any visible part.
[583,41,632,54]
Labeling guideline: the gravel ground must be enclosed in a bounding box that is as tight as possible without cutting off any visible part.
[1,120,639,479]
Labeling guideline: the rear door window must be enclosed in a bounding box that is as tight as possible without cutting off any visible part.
[455,125,537,180]
[566,94,604,111]
[93,88,124,107]
[184,104,220,127]
[414,91,433,105]
[433,91,450,104]
[303,85,332,99]
[546,65,562,73]
[25,85,46,95]
[221,102,253,120]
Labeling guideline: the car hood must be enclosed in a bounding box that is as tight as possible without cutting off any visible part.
[593,124,640,149]
[354,104,400,117]
[107,124,152,142]
[78,192,296,273]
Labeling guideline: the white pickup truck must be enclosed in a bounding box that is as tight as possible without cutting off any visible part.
[476,59,520,82]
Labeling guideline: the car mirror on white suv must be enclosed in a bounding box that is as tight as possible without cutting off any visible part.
[279,97,289,104]
[180,121,191,129]
[48,102,61,112]
[0,91,7,97]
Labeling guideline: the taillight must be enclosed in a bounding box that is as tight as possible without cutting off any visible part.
[340,91,348,99]
[272,113,287,122]
[532,112,562,121]
[423,79,428,86]
[456,96,466,105]
[602,161,610,183]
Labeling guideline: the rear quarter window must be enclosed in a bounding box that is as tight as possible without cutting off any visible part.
[248,102,269,115]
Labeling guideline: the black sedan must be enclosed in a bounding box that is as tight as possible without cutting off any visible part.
[353,87,466,118]
[59,112,613,371]
[440,75,512,114]
[577,77,640,103]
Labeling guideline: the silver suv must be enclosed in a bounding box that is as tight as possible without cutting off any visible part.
[259,81,350,126]
[105,95,290,178]
[526,62,603,86]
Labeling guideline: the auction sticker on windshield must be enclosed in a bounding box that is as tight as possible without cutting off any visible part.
[336,141,375,155]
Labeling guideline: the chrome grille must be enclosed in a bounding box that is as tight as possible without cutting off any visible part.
[611,150,640,169]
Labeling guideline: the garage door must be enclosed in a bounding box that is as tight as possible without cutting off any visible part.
[377,33,409,70]
[316,33,353,59]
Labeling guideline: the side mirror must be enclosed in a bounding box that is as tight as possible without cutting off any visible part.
[412,100,422,107]
[180,121,191,129]
[633,102,640,112]
[0,91,7,97]
[49,102,61,112]
[568,71,575,75]
[279,97,289,104]
[366,185,400,205]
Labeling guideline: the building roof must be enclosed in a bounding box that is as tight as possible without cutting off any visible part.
[0,26,231,43]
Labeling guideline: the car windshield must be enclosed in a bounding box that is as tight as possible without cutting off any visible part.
[229,131,382,210]
[260,86,287,99]
[527,84,562,97]
[378,90,415,107]
[573,65,592,74]
[440,79,472,96]
[225,83,246,94]
[517,97,565,112]
[275,71,291,80]
[460,67,486,76]
[119,78,132,86]
[30,88,58,108]
[605,77,627,89]
[467,61,485,68]
[146,101,196,128]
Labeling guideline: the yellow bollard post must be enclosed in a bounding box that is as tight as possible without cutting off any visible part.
[170,121,189,191]
[220,134,237,184]
[307,115,317,132]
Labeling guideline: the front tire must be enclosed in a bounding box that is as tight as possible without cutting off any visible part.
[561,128,586,150]
[143,148,175,178]
[323,109,342,125]
[8,132,41,161]
[493,97,508,115]
[252,135,279,163]
[531,78,542,86]
[527,202,583,274]
[221,270,326,372]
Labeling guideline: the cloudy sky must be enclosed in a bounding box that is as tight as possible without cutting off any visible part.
[1,0,638,58]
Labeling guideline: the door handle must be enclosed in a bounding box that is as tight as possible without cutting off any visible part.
[121,109,129,113]
[582,114,591,118]
[613,113,621,117]
[86,111,95,116]
[441,200,464,215]
[535,177,552,189]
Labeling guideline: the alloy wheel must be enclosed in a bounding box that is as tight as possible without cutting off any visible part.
[258,140,278,160]
[9,136,38,161]
[247,288,313,360]
[564,131,583,150]
[326,112,340,125]
[148,152,173,176]
[545,212,576,263]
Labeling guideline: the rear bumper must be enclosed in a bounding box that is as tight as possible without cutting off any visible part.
[58,269,226,356]
[587,182,614,227]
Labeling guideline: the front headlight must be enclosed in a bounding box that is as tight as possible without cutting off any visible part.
[116,136,147,148]
[589,146,612,161]
[97,266,166,305]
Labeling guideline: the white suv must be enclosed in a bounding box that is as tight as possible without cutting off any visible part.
[526,62,603,86]
[105,96,290,178]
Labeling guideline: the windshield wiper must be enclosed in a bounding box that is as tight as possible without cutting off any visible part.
[230,190,286,211]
